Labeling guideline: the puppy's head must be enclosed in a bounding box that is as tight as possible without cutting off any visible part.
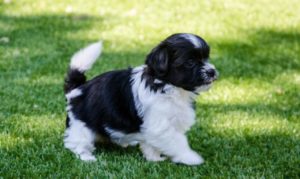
[145,33,218,93]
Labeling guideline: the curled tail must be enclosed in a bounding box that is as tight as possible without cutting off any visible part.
[64,41,103,93]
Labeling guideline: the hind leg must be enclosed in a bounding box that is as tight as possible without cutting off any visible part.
[64,114,96,161]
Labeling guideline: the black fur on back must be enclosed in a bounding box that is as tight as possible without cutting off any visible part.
[68,68,143,135]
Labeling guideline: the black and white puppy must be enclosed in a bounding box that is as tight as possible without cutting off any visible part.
[64,33,218,165]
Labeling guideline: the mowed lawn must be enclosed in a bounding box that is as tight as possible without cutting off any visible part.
[0,0,299,178]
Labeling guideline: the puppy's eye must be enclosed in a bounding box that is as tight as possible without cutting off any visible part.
[184,60,196,68]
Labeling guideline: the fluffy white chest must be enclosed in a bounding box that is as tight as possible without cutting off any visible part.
[140,88,196,134]
[166,97,196,133]
[131,66,197,134]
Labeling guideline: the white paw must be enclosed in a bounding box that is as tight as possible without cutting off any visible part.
[140,143,166,162]
[145,155,166,162]
[79,153,97,162]
[129,141,139,146]
[172,150,204,165]
[120,143,129,148]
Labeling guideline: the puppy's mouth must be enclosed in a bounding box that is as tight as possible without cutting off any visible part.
[193,76,217,94]
[203,81,213,85]
[203,77,217,85]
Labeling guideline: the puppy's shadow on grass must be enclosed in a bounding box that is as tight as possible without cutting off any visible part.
[94,141,140,156]
[189,129,299,177]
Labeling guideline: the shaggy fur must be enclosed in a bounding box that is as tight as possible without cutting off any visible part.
[63,33,218,165]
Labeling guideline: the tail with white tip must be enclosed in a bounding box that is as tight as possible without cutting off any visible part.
[64,41,103,93]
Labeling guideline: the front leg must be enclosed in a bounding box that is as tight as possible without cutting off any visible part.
[144,128,204,165]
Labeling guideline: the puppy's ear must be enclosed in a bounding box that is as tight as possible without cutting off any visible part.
[145,44,170,77]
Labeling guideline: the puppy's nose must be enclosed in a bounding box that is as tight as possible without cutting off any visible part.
[207,69,217,79]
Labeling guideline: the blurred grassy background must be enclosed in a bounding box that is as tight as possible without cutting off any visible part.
[0,0,299,178]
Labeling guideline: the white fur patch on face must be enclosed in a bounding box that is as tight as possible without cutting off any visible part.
[181,34,201,48]
[200,62,217,82]
[65,88,82,102]
[203,62,216,71]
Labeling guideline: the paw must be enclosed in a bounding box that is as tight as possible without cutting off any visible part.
[129,141,139,146]
[145,155,166,162]
[79,153,97,162]
[120,143,129,148]
[140,143,166,162]
[172,150,204,165]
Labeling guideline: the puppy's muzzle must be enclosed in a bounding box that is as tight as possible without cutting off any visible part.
[206,68,218,81]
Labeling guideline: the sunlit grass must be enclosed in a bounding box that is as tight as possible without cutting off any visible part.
[209,112,298,135]
[0,0,299,178]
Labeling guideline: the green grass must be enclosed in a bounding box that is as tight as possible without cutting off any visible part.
[0,0,299,178]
